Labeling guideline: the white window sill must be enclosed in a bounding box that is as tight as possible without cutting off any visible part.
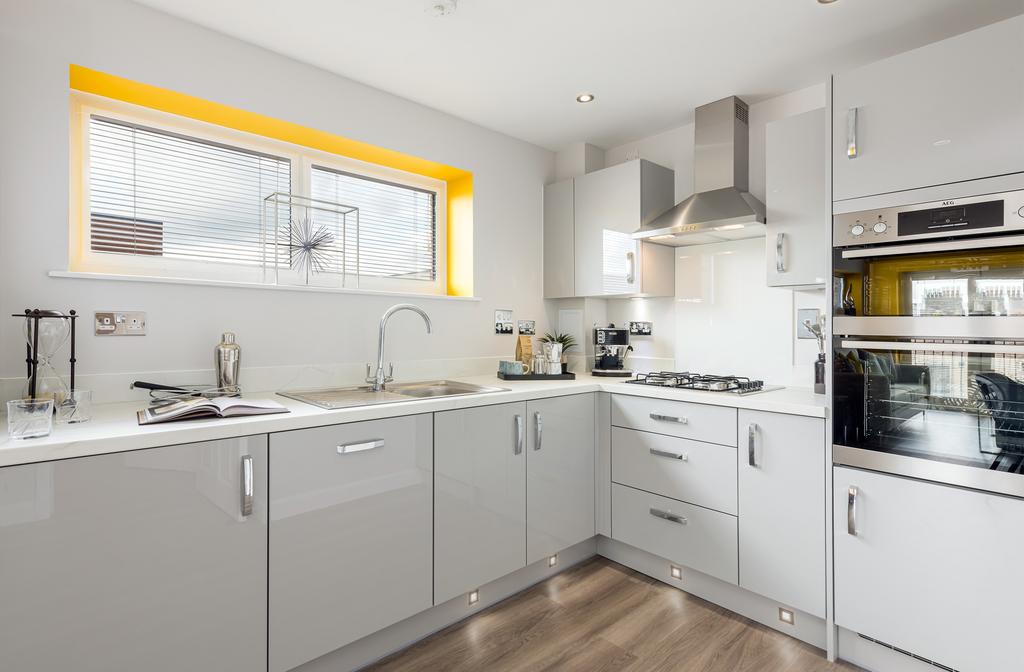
[49,271,480,302]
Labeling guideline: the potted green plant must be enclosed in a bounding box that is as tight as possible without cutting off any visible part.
[540,332,578,373]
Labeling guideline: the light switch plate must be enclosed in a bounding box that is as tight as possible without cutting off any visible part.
[796,309,820,339]
[95,311,146,336]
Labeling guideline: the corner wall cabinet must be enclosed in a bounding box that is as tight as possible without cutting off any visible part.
[0,436,268,672]
[832,15,1024,201]
[765,107,827,287]
[544,159,675,298]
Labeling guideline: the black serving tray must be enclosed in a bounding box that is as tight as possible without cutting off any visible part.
[496,372,576,381]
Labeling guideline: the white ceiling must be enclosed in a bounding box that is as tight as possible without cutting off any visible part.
[131,0,1023,151]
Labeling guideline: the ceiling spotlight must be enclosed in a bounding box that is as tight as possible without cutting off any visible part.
[817,0,839,3]
[576,93,595,104]
[426,0,457,17]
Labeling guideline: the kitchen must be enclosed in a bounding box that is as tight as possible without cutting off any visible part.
[1,1,1022,671]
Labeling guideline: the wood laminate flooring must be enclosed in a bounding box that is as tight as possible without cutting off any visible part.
[365,557,859,672]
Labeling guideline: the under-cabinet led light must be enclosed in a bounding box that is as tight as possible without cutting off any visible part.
[548,554,559,568]
[468,589,479,606]
[650,235,677,241]
[670,565,683,580]
[714,224,745,231]
[778,607,795,624]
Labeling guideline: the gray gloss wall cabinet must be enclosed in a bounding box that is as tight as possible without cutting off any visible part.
[434,401,528,604]
[543,159,675,298]
[832,15,1024,202]
[765,108,827,287]
[0,436,268,672]
[834,467,1024,671]
[269,416,433,672]
[526,394,596,564]
[738,410,825,618]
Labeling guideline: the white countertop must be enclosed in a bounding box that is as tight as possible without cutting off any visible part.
[0,375,826,468]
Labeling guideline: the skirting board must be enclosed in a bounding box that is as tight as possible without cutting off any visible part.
[596,536,828,651]
[292,538,598,672]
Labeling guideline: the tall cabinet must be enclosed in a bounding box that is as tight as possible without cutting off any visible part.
[544,159,675,298]
[832,14,1024,201]
[765,107,827,287]
[0,436,268,672]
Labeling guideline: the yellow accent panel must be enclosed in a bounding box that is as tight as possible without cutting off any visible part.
[446,175,474,297]
[69,64,474,295]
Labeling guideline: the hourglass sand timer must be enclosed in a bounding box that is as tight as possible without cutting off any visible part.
[14,309,78,402]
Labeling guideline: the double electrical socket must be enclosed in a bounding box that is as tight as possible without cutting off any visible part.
[95,311,147,336]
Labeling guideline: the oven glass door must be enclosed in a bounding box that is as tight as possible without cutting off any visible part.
[834,338,1024,474]
[832,244,1024,317]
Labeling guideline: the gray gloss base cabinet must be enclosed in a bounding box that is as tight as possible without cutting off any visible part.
[526,394,596,564]
[765,108,827,287]
[834,467,1024,672]
[738,410,825,618]
[434,395,596,604]
[0,436,267,672]
[832,15,1024,202]
[269,416,433,672]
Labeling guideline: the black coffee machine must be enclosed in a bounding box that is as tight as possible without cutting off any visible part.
[592,324,633,377]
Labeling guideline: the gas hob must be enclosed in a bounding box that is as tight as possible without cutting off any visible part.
[624,371,783,395]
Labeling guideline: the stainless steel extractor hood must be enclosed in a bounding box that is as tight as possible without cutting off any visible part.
[634,96,766,246]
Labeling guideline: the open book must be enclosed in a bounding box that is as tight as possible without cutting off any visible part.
[137,396,289,425]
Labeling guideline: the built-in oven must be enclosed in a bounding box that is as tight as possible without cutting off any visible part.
[832,186,1024,497]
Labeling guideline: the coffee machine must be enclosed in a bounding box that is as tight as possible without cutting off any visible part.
[592,324,633,377]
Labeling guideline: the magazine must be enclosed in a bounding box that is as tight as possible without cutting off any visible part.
[137,396,289,425]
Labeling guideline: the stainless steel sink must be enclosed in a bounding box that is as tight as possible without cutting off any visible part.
[278,380,505,410]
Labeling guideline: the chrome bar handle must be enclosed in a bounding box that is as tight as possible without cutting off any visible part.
[650,448,687,461]
[775,233,785,273]
[514,414,524,455]
[240,455,254,517]
[650,412,688,425]
[649,508,688,525]
[534,412,543,451]
[846,107,858,159]
[625,251,636,284]
[848,486,859,536]
[747,423,758,467]
[338,439,384,454]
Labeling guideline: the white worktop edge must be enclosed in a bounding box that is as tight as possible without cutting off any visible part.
[0,375,826,467]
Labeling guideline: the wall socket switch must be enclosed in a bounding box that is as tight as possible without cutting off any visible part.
[629,321,653,336]
[95,311,147,336]
[796,309,821,339]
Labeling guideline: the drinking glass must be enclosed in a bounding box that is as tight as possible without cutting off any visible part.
[57,389,93,424]
[7,399,55,439]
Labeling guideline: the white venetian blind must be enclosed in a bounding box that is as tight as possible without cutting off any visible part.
[310,165,437,281]
[88,115,291,266]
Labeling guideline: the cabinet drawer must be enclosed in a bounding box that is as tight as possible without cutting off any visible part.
[611,483,738,585]
[269,415,433,672]
[612,427,736,515]
[612,394,737,446]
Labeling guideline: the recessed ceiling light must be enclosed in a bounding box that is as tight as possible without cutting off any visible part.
[576,94,595,104]
[817,0,838,3]
[426,0,457,17]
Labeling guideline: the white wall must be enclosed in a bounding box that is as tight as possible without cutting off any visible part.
[0,0,554,399]
[603,84,828,386]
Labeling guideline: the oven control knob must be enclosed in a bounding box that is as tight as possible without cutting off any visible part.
[873,221,888,234]
[850,224,865,236]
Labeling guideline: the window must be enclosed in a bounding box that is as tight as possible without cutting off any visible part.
[74,97,448,295]
[310,166,437,282]
[88,115,290,268]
